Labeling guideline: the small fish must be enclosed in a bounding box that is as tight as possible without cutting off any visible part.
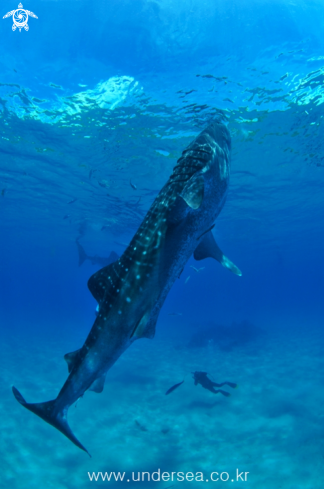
[13,69,17,73]
[168,312,182,316]
[98,180,109,188]
[63,214,70,220]
[1,189,5,197]
[190,266,205,273]
[89,169,98,179]
[165,380,184,395]
[135,420,148,432]
[67,198,77,205]
[185,276,190,284]
[130,180,137,190]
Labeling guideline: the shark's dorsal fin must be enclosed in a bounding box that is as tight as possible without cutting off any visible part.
[168,173,205,224]
[89,373,107,393]
[87,261,119,303]
[64,349,81,373]
[194,231,242,276]
[180,173,204,209]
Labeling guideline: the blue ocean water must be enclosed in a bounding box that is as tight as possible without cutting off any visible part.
[1,0,324,487]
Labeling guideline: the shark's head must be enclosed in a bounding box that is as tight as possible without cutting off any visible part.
[206,121,231,152]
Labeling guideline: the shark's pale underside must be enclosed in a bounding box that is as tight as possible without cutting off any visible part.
[12,121,241,455]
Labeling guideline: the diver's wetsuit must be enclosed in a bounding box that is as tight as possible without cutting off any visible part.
[192,371,237,397]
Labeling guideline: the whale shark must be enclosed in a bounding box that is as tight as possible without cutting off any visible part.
[76,238,119,268]
[12,120,241,455]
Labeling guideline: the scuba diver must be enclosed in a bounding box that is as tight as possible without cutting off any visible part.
[165,371,237,397]
[192,371,237,397]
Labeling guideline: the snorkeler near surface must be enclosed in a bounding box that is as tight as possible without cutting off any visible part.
[165,371,237,397]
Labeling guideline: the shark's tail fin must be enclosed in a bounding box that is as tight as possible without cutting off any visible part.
[12,386,90,456]
[76,239,88,267]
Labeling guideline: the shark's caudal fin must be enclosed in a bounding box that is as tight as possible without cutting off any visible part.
[12,386,90,456]
[76,239,88,267]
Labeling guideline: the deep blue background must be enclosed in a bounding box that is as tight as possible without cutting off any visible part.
[0,0,324,347]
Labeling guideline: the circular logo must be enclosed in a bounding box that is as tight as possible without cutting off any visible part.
[13,8,28,28]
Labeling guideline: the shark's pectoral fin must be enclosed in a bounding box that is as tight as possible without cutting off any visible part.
[88,260,119,303]
[194,231,242,276]
[142,316,157,339]
[180,173,204,209]
[130,311,157,340]
[218,254,242,276]
[64,349,81,373]
[89,373,107,393]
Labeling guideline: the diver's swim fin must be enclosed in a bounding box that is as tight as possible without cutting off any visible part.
[217,389,231,397]
[12,386,90,456]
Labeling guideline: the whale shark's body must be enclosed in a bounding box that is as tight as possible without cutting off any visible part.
[13,121,241,455]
